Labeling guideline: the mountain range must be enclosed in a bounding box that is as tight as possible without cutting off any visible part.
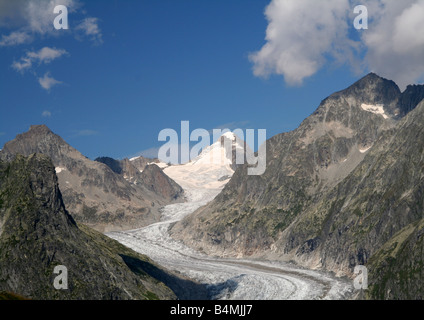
[0,153,195,299]
[170,73,424,299]
[1,72,423,300]
[0,125,184,232]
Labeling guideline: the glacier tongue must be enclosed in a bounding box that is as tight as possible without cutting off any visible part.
[107,141,354,300]
[107,181,354,300]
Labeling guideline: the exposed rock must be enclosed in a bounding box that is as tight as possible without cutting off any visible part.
[95,157,184,202]
[139,164,184,201]
[0,125,183,232]
[172,73,407,256]
[170,74,424,299]
[0,154,178,300]
[130,156,161,172]
[94,156,123,174]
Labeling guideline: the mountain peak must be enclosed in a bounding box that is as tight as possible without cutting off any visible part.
[29,124,51,132]
[0,153,177,300]
[26,124,56,138]
[344,72,401,99]
[0,124,72,163]
[190,131,245,169]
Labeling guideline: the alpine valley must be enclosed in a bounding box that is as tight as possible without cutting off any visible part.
[1,73,424,300]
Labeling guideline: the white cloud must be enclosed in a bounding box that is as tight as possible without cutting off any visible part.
[251,0,424,89]
[0,0,78,43]
[250,0,353,86]
[0,0,30,28]
[38,72,62,91]
[361,0,424,89]
[0,30,31,46]
[11,56,32,72]
[28,47,68,63]
[42,110,52,117]
[12,47,68,72]
[0,0,101,45]
[75,17,103,44]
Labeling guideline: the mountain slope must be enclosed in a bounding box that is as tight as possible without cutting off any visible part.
[171,74,424,283]
[366,217,424,300]
[0,154,177,300]
[139,164,184,201]
[95,157,184,202]
[0,125,183,232]
[171,73,407,255]
[273,99,424,275]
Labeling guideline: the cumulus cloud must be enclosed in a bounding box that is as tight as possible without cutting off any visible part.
[38,72,62,91]
[12,47,68,72]
[361,0,424,89]
[250,0,353,86]
[251,0,424,89]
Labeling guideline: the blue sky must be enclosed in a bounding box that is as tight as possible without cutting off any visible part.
[1,0,423,160]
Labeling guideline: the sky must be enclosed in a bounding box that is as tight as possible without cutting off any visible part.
[1,0,423,161]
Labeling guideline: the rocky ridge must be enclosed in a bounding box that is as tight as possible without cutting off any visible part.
[0,125,184,232]
[0,153,180,299]
[170,73,424,299]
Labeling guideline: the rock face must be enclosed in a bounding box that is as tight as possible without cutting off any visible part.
[94,156,124,174]
[0,125,183,232]
[139,164,184,201]
[0,154,177,300]
[95,157,184,202]
[171,73,424,298]
[130,156,161,172]
[366,217,424,300]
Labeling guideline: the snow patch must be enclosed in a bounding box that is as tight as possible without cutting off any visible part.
[361,104,388,119]
[359,146,372,153]
[55,167,66,173]
[148,161,168,169]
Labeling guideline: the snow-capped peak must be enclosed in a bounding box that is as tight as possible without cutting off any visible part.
[190,132,244,166]
[163,132,245,190]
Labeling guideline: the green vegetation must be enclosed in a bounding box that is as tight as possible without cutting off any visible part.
[0,154,178,300]
[0,291,28,300]
[366,218,424,299]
